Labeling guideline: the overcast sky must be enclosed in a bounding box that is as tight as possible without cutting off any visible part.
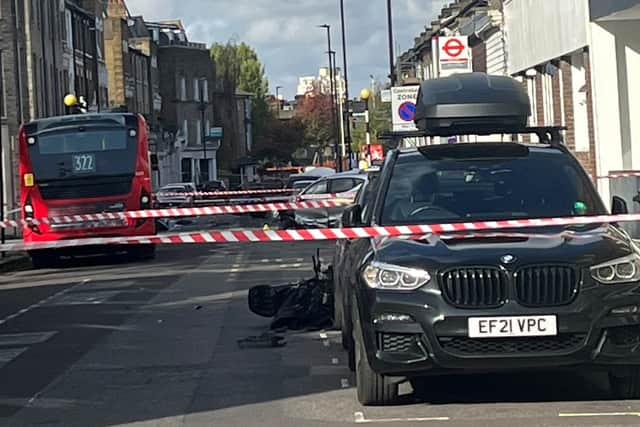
[127,0,450,99]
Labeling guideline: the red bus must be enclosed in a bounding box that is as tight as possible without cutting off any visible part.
[19,112,156,266]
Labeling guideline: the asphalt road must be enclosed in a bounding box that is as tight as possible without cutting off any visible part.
[1,238,640,426]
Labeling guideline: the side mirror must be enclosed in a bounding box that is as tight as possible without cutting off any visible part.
[341,204,363,227]
[612,196,629,215]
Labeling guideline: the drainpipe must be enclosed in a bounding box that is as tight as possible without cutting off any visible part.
[23,0,35,119]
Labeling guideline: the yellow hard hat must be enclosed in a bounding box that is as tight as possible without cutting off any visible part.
[64,94,78,107]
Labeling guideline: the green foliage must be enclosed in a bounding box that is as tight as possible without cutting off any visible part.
[211,41,270,148]
[349,88,392,152]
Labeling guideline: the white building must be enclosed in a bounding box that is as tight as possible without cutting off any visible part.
[504,0,640,204]
[296,68,346,99]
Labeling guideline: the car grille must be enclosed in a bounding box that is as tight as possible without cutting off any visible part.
[514,266,579,307]
[377,333,419,353]
[440,268,508,308]
[438,334,586,356]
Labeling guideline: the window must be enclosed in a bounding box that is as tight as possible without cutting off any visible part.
[381,151,605,226]
[182,119,189,143]
[0,51,6,118]
[196,119,201,145]
[205,120,210,139]
[330,178,359,193]
[181,158,192,183]
[303,180,328,195]
[179,76,186,101]
[202,79,209,102]
[194,79,200,101]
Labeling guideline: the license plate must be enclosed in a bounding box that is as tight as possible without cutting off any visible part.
[468,315,557,338]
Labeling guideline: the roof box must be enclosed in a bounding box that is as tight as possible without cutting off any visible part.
[414,73,531,136]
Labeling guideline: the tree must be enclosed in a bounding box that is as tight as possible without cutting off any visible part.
[295,94,337,164]
[253,117,305,162]
[211,41,270,143]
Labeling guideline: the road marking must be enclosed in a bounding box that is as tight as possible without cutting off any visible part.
[45,290,120,306]
[559,412,640,417]
[319,332,328,339]
[323,340,330,347]
[0,331,57,346]
[341,378,350,388]
[275,258,283,262]
[331,357,339,364]
[354,412,450,423]
[0,348,29,369]
[0,279,90,326]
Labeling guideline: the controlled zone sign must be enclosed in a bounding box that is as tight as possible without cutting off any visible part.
[391,85,420,132]
[438,36,472,77]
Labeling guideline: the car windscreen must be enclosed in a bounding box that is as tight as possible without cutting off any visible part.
[381,150,606,225]
[29,127,137,181]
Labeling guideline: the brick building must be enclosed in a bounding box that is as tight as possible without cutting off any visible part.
[64,0,109,111]
[152,20,217,185]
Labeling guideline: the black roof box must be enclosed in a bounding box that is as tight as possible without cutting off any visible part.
[414,73,531,136]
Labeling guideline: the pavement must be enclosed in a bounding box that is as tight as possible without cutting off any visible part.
[0,220,640,426]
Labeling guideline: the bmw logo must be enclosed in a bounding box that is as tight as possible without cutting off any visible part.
[500,254,516,264]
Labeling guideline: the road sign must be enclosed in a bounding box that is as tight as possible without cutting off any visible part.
[380,89,391,103]
[438,36,472,77]
[209,127,223,138]
[391,86,420,132]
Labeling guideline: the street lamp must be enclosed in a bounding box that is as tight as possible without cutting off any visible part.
[338,0,353,169]
[360,88,371,147]
[275,86,283,111]
[318,24,341,171]
[387,0,395,85]
[199,77,208,183]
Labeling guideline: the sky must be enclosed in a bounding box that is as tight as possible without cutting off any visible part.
[127,0,450,99]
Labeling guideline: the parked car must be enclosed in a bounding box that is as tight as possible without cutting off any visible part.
[293,170,374,229]
[337,73,640,405]
[155,183,197,208]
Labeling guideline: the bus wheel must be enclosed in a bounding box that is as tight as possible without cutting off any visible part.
[131,244,156,261]
[29,250,59,269]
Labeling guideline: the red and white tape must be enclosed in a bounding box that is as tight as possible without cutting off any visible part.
[3,213,640,253]
[597,171,640,179]
[156,188,293,197]
[0,199,350,229]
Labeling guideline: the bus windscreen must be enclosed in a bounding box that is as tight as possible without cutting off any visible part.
[29,128,137,181]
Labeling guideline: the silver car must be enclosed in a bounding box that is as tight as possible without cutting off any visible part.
[294,171,369,228]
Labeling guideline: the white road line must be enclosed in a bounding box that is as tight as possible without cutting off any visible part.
[0,279,90,326]
[0,331,57,346]
[559,412,640,417]
[341,378,350,388]
[0,348,29,369]
[331,357,339,365]
[354,412,450,424]
[319,332,328,339]
[275,258,283,262]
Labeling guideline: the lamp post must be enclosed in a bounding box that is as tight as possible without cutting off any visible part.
[339,0,353,169]
[318,24,341,171]
[275,85,283,112]
[387,0,395,85]
[360,88,371,147]
[199,77,207,183]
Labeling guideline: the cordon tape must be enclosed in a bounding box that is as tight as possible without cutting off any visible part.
[3,213,640,253]
[0,199,352,229]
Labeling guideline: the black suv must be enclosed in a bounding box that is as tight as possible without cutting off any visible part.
[336,73,640,405]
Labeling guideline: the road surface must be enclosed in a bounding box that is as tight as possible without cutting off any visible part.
[1,240,640,426]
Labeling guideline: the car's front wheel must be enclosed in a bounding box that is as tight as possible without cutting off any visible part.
[609,367,640,399]
[355,333,399,406]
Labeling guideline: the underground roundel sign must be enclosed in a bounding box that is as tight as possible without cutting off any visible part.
[439,36,470,62]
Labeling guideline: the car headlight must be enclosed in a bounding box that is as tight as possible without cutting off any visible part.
[362,261,431,290]
[591,254,640,284]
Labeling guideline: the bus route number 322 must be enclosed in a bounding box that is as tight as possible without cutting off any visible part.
[72,153,96,173]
